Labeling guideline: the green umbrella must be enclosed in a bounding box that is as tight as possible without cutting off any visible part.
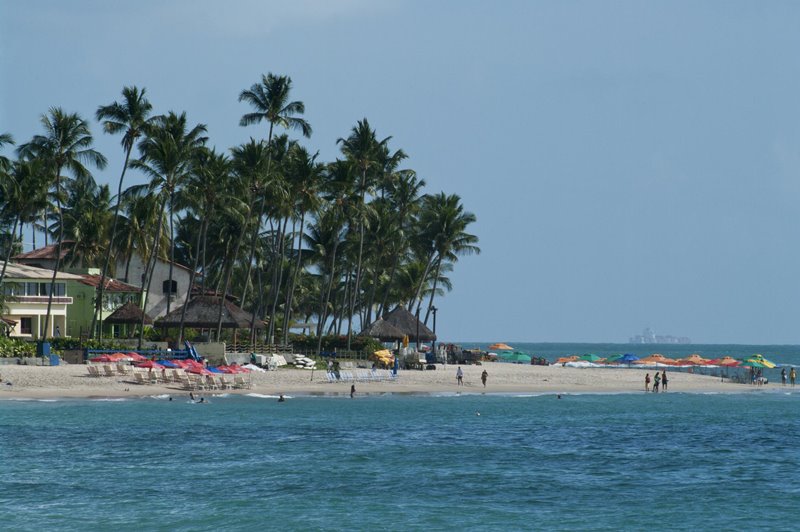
[503,353,531,363]
[739,360,766,368]
[604,354,624,363]
[578,354,602,362]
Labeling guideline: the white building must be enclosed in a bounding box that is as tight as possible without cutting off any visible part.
[116,255,193,319]
[1,263,83,339]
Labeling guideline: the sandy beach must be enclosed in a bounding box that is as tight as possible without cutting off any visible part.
[0,362,758,399]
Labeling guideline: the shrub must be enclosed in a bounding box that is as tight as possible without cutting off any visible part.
[0,337,36,358]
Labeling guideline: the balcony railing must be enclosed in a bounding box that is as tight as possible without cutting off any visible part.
[10,296,73,304]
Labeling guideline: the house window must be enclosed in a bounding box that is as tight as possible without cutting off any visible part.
[28,282,40,296]
[163,280,178,295]
[20,317,32,335]
[53,283,66,296]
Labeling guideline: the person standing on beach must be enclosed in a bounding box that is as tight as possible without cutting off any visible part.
[481,369,488,388]
[456,366,464,386]
[661,371,668,392]
[781,368,787,386]
[350,384,356,398]
[644,373,651,392]
[653,371,660,392]
[790,367,796,386]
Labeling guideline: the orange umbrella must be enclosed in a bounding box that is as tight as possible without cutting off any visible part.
[678,354,710,365]
[488,343,514,350]
[555,355,580,364]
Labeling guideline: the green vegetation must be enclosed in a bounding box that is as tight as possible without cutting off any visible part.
[0,73,480,350]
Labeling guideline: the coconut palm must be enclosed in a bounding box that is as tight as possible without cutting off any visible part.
[17,108,107,339]
[91,86,153,338]
[336,119,390,348]
[414,193,480,323]
[129,111,207,346]
[238,73,312,342]
[56,173,112,268]
[0,158,50,286]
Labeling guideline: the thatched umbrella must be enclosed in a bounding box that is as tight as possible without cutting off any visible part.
[383,306,436,342]
[360,318,406,342]
[104,301,153,325]
[156,296,264,329]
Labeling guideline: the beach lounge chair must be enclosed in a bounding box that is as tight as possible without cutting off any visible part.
[205,375,218,390]
[116,364,131,376]
[177,374,194,390]
[217,376,231,390]
[103,365,116,377]
[133,372,148,385]
[189,374,205,390]
[233,376,251,389]
[87,366,99,377]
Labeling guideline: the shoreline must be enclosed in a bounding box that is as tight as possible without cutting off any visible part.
[0,363,777,401]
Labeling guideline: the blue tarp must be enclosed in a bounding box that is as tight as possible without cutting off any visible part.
[207,367,224,373]
[157,360,179,368]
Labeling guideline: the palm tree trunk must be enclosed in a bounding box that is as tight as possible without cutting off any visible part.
[216,222,246,341]
[166,190,176,322]
[315,241,339,354]
[239,123,274,308]
[267,216,289,342]
[423,256,442,325]
[178,213,205,345]
[91,145,133,340]
[282,211,305,344]
[42,168,64,340]
[137,195,168,348]
[410,251,436,311]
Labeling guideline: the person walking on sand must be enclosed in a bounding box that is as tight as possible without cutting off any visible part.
[653,371,661,393]
[661,370,668,392]
[644,373,651,392]
[782,368,787,386]
[790,367,796,386]
[350,384,356,398]
[481,369,488,388]
[456,366,464,386]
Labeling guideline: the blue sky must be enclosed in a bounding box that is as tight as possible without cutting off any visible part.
[3,1,800,344]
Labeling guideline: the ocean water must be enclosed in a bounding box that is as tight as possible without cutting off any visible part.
[2,391,800,531]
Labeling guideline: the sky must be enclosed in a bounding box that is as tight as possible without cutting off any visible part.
[2,0,800,344]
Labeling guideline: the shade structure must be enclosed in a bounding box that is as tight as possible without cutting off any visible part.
[381,306,436,342]
[500,352,531,363]
[359,318,407,342]
[555,355,579,364]
[679,354,709,365]
[155,296,264,329]
[746,354,776,368]
[488,343,514,350]
[739,360,766,368]
[578,354,602,362]
[708,356,740,367]
[104,301,153,325]
[638,354,677,365]
[619,354,640,364]
[603,354,624,363]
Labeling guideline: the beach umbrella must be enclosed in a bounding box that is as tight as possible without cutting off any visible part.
[89,355,114,363]
[679,354,710,366]
[505,353,532,363]
[555,355,579,364]
[488,343,514,350]
[135,361,165,369]
[126,352,148,362]
[156,360,179,368]
[619,354,640,364]
[578,354,602,362]
[604,354,625,363]
[747,354,776,368]
[739,360,766,368]
[186,366,213,376]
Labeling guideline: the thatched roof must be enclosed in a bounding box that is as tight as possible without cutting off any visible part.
[155,296,264,329]
[360,318,407,341]
[383,306,436,342]
[104,301,153,325]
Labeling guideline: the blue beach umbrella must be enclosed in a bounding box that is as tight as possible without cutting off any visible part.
[619,354,640,364]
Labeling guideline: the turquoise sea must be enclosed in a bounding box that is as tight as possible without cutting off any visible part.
[2,343,800,531]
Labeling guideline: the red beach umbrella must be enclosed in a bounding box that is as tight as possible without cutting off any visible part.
[135,360,165,369]
[126,352,148,362]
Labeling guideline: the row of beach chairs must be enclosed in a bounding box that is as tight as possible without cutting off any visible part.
[86,364,252,390]
[324,369,398,383]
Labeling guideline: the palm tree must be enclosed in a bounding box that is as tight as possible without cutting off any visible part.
[281,145,324,344]
[414,193,480,324]
[56,173,112,268]
[92,86,153,338]
[129,111,207,347]
[17,108,107,339]
[337,119,389,348]
[238,73,311,342]
[0,133,13,171]
[0,158,50,286]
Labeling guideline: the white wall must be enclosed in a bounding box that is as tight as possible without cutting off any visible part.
[116,255,192,318]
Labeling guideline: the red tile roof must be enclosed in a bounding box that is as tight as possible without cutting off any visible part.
[12,242,74,260]
[78,275,142,293]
